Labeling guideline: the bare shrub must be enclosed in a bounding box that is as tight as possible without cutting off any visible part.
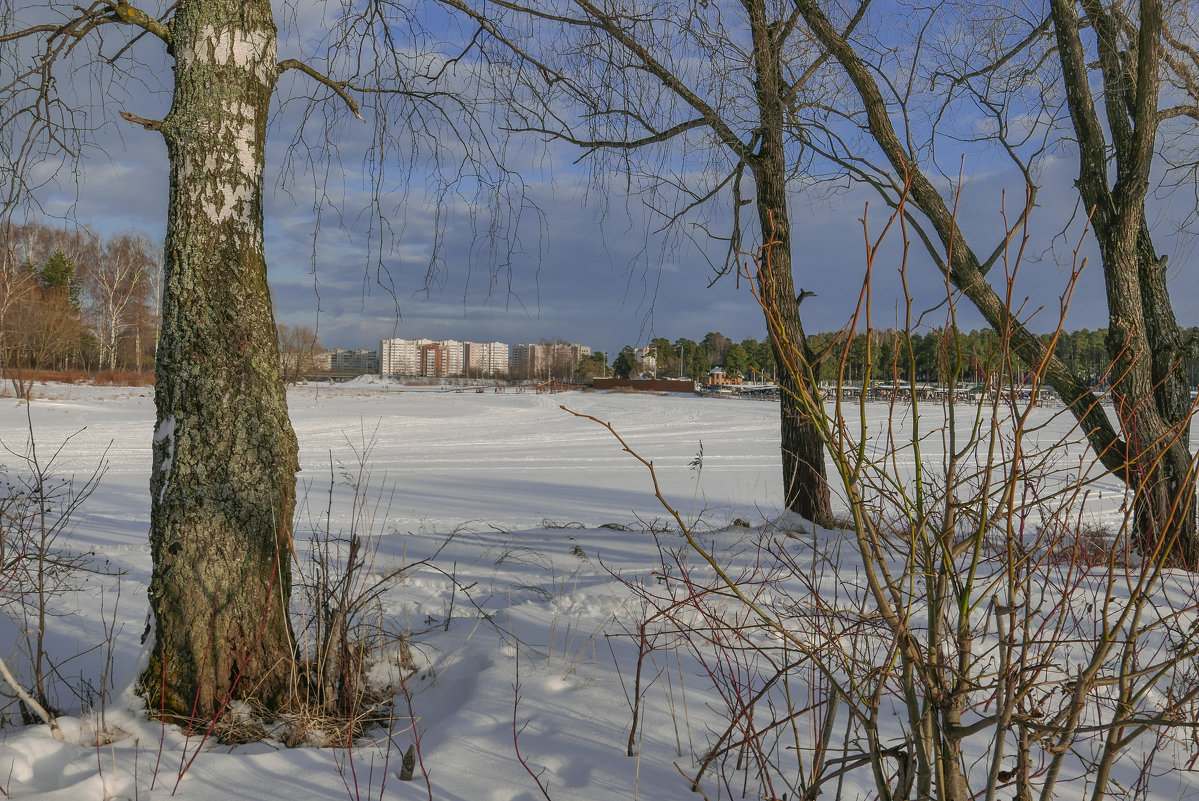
[0,404,107,732]
[289,426,419,745]
[570,198,1199,800]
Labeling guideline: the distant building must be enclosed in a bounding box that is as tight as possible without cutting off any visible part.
[418,342,446,376]
[511,343,534,376]
[422,340,466,376]
[634,347,658,376]
[706,367,742,387]
[464,341,510,377]
[380,337,509,378]
[329,348,379,374]
[380,338,431,376]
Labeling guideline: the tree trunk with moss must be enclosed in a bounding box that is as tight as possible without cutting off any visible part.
[140,0,299,720]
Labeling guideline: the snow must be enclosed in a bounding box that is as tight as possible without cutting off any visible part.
[0,382,1196,800]
[154,413,175,491]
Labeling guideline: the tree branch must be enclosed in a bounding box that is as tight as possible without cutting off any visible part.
[277,59,365,122]
[505,116,711,162]
[935,16,1053,88]
[1158,104,1199,123]
[119,110,163,131]
[565,0,754,162]
[104,0,172,49]
[0,654,62,740]
[793,0,1130,477]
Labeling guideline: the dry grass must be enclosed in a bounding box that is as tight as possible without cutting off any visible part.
[1,369,154,388]
[92,370,154,386]
[205,639,416,748]
[1047,521,1126,567]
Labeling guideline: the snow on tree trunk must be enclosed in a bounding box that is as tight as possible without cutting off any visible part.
[140,0,299,719]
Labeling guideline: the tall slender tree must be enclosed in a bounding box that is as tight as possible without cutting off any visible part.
[86,233,156,371]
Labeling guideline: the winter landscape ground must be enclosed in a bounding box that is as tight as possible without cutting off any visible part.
[0,380,1196,800]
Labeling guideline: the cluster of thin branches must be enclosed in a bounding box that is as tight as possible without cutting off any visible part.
[0,405,107,736]
[580,198,1199,800]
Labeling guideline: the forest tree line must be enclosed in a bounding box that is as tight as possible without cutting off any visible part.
[610,326,1199,388]
[0,222,159,377]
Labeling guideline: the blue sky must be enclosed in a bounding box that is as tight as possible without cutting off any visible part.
[28,0,1199,360]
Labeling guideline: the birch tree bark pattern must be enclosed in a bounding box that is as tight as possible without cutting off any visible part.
[141,0,300,718]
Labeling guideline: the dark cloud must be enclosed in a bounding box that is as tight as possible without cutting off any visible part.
[24,4,1197,362]
[51,133,1198,360]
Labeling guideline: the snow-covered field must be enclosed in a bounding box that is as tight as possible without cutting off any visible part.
[0,382,1196,800]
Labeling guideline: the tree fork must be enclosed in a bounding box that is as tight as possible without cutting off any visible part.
[793,0,1197,562]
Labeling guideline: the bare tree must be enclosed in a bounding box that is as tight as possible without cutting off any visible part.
[277,323,321,385]
[84,232,155,372]
[0,222,101,380]
[440,0,844,524]
[782,0,1199,562]
[10,281,82,370]
[0,224,37,383]
[1,223,159,375]
[2,0,529,720]
[1,244,87,386]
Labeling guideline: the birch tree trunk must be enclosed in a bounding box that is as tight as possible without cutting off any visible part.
[140,0,299,719]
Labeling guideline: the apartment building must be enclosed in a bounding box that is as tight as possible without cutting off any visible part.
[328,348,379,374]
[418,340,467,377]
[380,337,510,377]
[634,347,658,375]
[463,341,510,377]
[379,337,431,376]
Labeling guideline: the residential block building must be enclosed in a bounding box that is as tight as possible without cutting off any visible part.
[464,341,510,377]
[380,337,510,378]
[634,347,658,375]
[328,348,379,374]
